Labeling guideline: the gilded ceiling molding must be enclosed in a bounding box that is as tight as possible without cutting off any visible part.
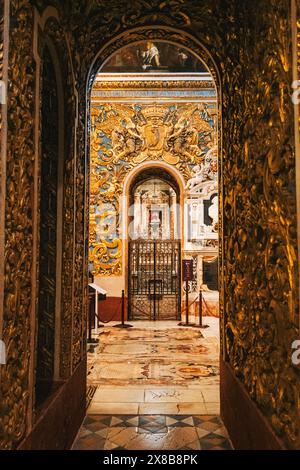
[92,80,215,90]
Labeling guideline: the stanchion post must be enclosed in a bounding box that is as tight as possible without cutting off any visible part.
[121,289,125,326]
[88,295,93,342]
[178,259,195,327]
[87,291,99,344]
[192,288,209,329]
[185,280,189,326]
[199,289,203,327]
[114,290,133,329]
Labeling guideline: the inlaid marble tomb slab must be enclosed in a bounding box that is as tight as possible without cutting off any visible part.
[87,327,219,386]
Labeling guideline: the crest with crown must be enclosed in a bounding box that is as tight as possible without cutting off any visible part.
[143,106,168,121]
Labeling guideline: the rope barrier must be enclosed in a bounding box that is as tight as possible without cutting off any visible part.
[131,294,200,318]
[179,295,199,315]
[131,292,210,318]
[89,288,219,337]
[202,295,219,318]
[95,298,122,324]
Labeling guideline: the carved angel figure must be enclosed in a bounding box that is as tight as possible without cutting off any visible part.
[166,116,202,162]
[111,127,125,156]
[111,120,142,161]
[186,157,216,194]
[185,164,204,192]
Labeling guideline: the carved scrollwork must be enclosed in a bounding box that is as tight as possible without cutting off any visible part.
[219,0,300,448]
[42,17,78,377]
[0,0,35,450]
[89,101,217,276]
[1,0,300,452]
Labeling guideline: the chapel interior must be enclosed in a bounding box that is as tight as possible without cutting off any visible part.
[0,0,300,452]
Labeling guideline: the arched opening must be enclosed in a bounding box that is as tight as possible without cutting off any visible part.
[128,167,181,321]
[3,2,299,453]
[88,37,219,286]
[84,34,221,427]
[129,167,180,241]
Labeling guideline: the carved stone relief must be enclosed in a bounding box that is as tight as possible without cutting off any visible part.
[217,0,300,446]
[53,0,300,449]
[1,0,299,452]
[42,17,77,380]
[89,101,217,276]
[0,0,35,450]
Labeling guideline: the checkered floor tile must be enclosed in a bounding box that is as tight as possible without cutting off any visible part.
[72,414,232,450]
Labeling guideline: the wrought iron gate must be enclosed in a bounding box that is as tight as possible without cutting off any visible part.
[128,240,181,320]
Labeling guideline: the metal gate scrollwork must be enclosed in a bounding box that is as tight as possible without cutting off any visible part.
[128,240,181,320]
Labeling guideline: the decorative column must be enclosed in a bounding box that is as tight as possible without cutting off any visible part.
[170,190,177,240]
[133,192,141,239]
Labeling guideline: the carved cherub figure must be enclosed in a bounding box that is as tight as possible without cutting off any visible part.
[111,119,142,161]
[186,157,215,193]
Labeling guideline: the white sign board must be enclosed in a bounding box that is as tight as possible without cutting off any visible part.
[89,283,107,296]
[89,284,107,333]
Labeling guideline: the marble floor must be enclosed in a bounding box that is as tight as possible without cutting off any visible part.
[73,319,232,450]
[86,319,220,414]
[72,414,232,450]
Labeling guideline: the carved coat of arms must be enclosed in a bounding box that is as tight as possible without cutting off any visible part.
[111,106,205,165]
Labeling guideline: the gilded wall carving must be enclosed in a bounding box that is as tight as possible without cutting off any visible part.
[73,95,86,370]
[0,0,5,333]
[89,102,217,276]
[36,42,59,387]
[0,2,3,163]
[0,6,79,448]
[42,18,77,379]
[0,0,35,450]
[217,0,300,447]
[75,0,300,449]
[1,0,299,451]
[297,0,300,165]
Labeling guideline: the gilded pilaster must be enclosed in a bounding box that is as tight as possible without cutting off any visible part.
[0,0,35,450]
[0,0,9,342]
[1,0,299,450]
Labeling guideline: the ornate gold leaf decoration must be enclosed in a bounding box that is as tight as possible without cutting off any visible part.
[1,0,300,452]
[41,17,77,377]
[83,0,300,449]
[92,80,215,90]
[0,0,35,450]
[89,101,217,276]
